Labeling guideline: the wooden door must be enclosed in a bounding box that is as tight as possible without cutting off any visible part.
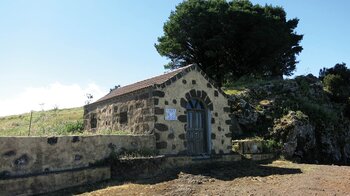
[186,99,207,155]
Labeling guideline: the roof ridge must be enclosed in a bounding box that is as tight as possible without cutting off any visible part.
[94,64,195,103]
[120,64,192,89]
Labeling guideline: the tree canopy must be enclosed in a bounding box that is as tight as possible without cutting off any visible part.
[319,62,350,102]
[155,0,303,85]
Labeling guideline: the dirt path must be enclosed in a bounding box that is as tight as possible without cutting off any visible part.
[55,160,350,196]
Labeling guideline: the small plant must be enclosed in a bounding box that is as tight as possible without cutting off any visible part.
[295,110,307,120]
[255,104,263,111]
[232,142,240,152]
[63,120,84,133]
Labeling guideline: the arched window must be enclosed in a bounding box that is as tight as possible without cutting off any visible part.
[186,99,205,110]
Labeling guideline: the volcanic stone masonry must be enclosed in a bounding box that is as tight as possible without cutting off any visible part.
[83,64,236,156]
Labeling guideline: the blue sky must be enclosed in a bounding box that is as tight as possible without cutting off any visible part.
[0,0,349,116]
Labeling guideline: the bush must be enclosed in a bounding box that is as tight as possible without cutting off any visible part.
[63,120,84,133]
[323,74,349,101]
[320,63,350,102]
[319,62,349,80]
[297,97,338,124]
[295,76,310,95]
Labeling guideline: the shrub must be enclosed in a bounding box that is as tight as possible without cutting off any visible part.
[295,76,310,95]
[319,62,349,80]
[63,120,84,133]
[323,74,349,101]
[320,63,350,102]
[297,98,338,124]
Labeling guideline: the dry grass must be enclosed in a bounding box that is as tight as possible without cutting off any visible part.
[224,89,245,95]
[0,107,83,136]
[0,107,133,136]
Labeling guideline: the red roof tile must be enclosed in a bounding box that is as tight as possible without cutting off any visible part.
[95,65,193,103]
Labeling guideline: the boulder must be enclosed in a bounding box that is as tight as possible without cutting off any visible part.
[272,111,316,160]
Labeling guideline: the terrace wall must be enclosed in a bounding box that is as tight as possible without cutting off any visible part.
[0,134,155,178]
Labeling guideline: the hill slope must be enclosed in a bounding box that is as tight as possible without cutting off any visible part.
[225,75,350,164]
[0,107,83,136]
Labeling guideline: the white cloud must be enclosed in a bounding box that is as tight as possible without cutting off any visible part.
[0,82,107,117]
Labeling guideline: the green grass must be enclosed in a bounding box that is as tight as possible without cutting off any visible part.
[0,107,134,136]
[0,107,84,136]
[223,76,287,96]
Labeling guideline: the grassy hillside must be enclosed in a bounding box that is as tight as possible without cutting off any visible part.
[0,107,84,136]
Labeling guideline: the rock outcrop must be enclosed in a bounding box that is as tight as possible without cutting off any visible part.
[228,75,350,164]
[272,111,316,161]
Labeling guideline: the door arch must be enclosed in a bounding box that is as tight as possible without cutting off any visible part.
[186,99,209,155]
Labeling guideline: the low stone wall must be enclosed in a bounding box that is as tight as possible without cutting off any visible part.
[232,139,263,154]
[0,135,155,178]
[0,166,110,196]
[232,140,276,161]
[242,153,275,161]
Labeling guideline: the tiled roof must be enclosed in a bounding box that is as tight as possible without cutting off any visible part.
[95,65,193,103]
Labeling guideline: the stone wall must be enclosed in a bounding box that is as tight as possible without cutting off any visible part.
[152,66,233,155]
[82,65,234,156]
[232,140,263,154]
[0,135,155,178]
[0,166,110,196]
[84,88,155,134]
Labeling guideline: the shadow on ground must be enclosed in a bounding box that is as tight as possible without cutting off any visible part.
[46,159,302,195]
[137,160,302,184]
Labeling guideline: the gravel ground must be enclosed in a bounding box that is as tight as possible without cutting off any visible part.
[52,160,350,196]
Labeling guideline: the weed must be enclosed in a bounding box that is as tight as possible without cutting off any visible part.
[232,142,240,152]
[255,104,263,111]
